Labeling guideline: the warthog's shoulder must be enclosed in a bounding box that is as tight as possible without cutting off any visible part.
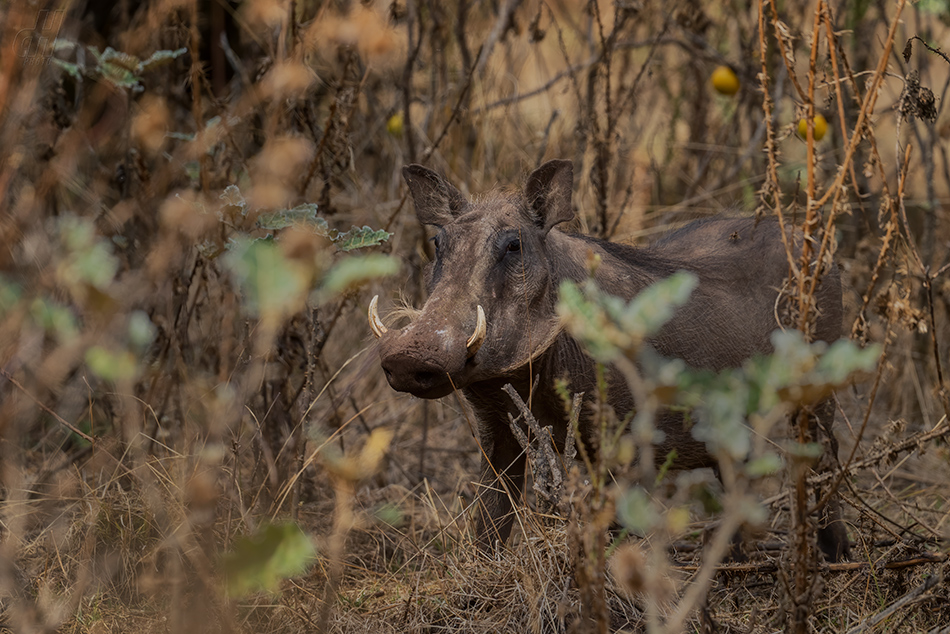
[650,216,783,254]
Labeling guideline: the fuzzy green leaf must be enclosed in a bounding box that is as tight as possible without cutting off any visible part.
[85,346,138,382]
[335,226,392,251]
[221,523,316,597]
[52,39,77,53]
[100,47,140,69]
[745,453,783,477]
[222,237,310,321]
[128,311,157,349]
[319,254,399,298]
[256,203,325,232]
[57,216,119,290]
[616,486,659,535]
[137,47,187,73]
[557,271,698,362]
[99,62,140,89]
[51,58,82,80]
[30,297,78,341]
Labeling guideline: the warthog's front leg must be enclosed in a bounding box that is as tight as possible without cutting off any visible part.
[473,429,526,551]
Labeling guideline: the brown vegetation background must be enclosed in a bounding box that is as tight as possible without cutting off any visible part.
[1,0,949,632]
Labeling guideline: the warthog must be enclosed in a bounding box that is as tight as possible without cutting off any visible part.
[370,160,849,561]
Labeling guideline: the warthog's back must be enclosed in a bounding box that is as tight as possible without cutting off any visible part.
[643,217,842,370]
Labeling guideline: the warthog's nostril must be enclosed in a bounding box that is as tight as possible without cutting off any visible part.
[414,371,437,385]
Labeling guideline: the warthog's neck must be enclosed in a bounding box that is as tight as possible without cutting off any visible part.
[460,231,670,438]
[547,230,679,301]
[462,332,609,452]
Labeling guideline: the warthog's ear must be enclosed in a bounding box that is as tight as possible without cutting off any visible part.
[402,165,468,227]
[526,159,574,234]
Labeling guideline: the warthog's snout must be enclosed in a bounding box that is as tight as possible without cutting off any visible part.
[379,351,450,398]
[371,296,486,399]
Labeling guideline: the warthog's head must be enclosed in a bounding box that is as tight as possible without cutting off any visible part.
[371,160,577,398]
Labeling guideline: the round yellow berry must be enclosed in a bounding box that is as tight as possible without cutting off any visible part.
[711,65,740,96]
[386,112,404,137]
[797,114,828,141]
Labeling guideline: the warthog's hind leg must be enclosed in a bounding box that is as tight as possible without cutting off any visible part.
[811,397,851,562]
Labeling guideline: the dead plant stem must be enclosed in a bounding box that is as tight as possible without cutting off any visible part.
[802,0,908,326]
[661,492,747,634]
[757,0,799,276]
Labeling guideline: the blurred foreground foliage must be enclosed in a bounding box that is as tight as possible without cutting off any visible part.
[222,522,316,597]
[0,0,948,632]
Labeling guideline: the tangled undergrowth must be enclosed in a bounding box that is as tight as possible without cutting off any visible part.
[1,0,949,632]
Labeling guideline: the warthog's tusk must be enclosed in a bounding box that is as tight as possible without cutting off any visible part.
[368,295,388,338]
[466,305,486,357]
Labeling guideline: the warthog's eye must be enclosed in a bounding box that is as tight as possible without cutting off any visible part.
[431,234,444,258]
[496,232,522,262]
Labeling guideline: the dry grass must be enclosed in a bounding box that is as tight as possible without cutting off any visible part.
[2,0,950,632]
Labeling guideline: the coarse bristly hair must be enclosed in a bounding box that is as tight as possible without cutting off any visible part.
[384,291,423,326]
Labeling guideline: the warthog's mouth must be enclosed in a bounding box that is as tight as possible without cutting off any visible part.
[371,296,486,399]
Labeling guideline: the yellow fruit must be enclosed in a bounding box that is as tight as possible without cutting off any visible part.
[711,65,740,96]
[386,112,404,137]
[797,114,828,141]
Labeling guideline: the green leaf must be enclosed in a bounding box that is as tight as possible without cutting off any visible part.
[319,254,400,298]
[57,216,119,290]
[98,61,140,89]
[137,47,187,73]
[255,208,391,253]
[555,280,624,361]
[222,237,310,321]
[100,47,140,70]
[557,271,698,362]
[373,504,404,528]
[688,373,752,460]
[30,297,78,340]
[256,203,325,232]
[51,58,82,80]
[814,339,881,384]
[621,270,698,338]
[70,419,95,448]
[335,226,392,251]
[739,498,768,524]
[745,453,782,477]
[128,311,157,349]
[917,0,950,18]
[668,329,882,462]
[221,523,316,597]
[85,346,138,381]
[616,486,659,535]
[52,39,77,53]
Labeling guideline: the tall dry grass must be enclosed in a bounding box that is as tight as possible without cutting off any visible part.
[1,0,949,632]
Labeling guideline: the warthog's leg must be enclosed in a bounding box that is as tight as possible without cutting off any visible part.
[812,397,851,562]
[473,428,527,551]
